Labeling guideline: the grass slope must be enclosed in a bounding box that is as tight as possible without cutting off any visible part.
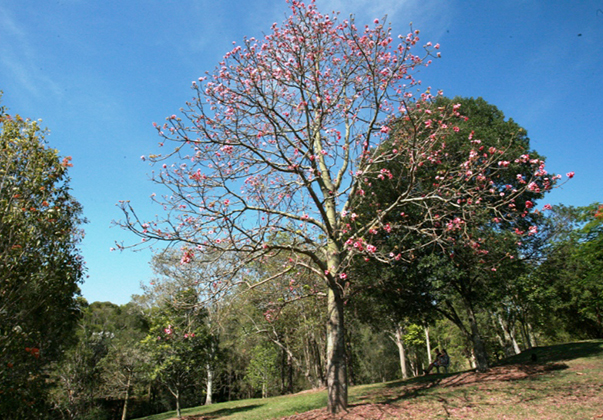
[134,340,603,420]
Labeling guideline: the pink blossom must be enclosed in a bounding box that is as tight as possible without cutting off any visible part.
[566,171,575,179]
[339,273,347,280]
[180,250,194,264]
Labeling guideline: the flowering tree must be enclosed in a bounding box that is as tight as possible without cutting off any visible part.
[119,1,558,412]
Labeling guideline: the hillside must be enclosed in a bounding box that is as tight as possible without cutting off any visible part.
[135,340,603,420]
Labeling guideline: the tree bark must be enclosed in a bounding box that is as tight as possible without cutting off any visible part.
[326,285,347,414]
[497,313,520,356]
[528,322,537,347]
[393,324,409,379]
[205,362,213,405]
[424,326,432,365]
[312,337,326,388]
[520,321,533,349]
[121,371,131,420]
[467,306,489,371]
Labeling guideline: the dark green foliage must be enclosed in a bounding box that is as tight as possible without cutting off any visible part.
[534,204,603,338]
[350,97,552,371]
[0,101,86,419]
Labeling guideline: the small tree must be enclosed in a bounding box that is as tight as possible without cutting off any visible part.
[119,2,556,412]
[143,290,209,418]
[245,342,280,398]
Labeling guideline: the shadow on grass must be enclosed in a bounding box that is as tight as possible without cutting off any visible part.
[350,374,448,406]
[350,340,603,407]
[497,340,603,366]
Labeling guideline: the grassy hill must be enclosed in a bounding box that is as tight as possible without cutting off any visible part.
[133,340,603,420]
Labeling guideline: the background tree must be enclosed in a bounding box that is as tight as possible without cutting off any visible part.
[534,204,603,338]
[146,249,227,406]
[50,301,150,420]
[350,96,559,371]
[119,3,556,412]
[0,99,86,418]
[142,289,210,418]
[98,303,149,420]
[245,342,280,399]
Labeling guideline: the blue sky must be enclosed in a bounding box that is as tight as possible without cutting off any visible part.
[1,0,601,305]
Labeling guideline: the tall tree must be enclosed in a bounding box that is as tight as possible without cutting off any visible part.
[119,4,555,412]
[0,100,86,417]
[350,96,562,371]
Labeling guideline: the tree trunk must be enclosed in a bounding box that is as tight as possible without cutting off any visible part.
[528,322,537,347]
[121,371,131,420]
[467,307,489,371]
[393,324,409,379]
[425,326,432,365]
[520,321,532,349]
[176,389,181,419]
[312,337,326,388]
[326,285,347,414]
[205,362,213,405]
[287,352,294,393]
[497,313,520,356]
[510,327,521,355]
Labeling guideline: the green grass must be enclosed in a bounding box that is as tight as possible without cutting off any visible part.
[133,339,603,420]
[132,390,329,420]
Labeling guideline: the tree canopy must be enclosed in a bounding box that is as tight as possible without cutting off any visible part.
[0,99,86,417]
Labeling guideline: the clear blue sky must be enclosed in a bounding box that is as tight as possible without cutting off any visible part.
[1,0,601,305]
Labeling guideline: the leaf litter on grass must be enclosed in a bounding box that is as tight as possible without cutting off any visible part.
[280,347,603,420]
